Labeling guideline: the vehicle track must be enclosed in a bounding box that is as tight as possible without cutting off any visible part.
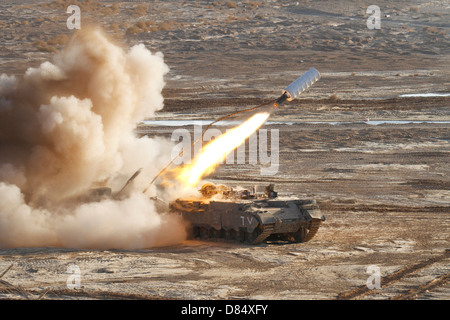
[337,250,450,300]
[0,285,168,300]
[391,272,450,300]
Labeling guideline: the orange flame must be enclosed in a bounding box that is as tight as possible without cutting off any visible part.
[177,112,270,187]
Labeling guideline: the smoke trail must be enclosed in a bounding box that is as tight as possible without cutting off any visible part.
[0,27,187,249]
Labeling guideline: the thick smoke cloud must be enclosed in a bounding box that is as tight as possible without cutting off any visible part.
[0,27,187,249]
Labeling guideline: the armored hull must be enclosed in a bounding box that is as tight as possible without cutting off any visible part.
[170,184,325,244]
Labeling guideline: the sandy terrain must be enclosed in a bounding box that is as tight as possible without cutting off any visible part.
[0,0,449,301]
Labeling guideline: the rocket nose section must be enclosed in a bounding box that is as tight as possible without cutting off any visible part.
[282,67,321,101]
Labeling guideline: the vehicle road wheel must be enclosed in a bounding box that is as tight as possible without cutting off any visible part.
[199,227,210,239]
[293,226,307,243]
[245,228,261,244]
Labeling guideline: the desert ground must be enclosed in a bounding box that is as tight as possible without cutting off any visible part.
[0,0,449,301]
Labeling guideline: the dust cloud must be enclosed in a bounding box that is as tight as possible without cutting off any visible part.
[0,27,188,249]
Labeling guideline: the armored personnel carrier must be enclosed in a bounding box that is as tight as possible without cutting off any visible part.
[170,183,325,244]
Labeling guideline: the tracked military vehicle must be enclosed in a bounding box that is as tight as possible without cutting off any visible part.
[170,183,325,244]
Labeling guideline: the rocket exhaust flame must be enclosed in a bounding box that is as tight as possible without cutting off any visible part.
[178,112,271,187]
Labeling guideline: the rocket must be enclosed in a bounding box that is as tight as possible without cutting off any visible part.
[143,67,321,190]
[274,67,321,107]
